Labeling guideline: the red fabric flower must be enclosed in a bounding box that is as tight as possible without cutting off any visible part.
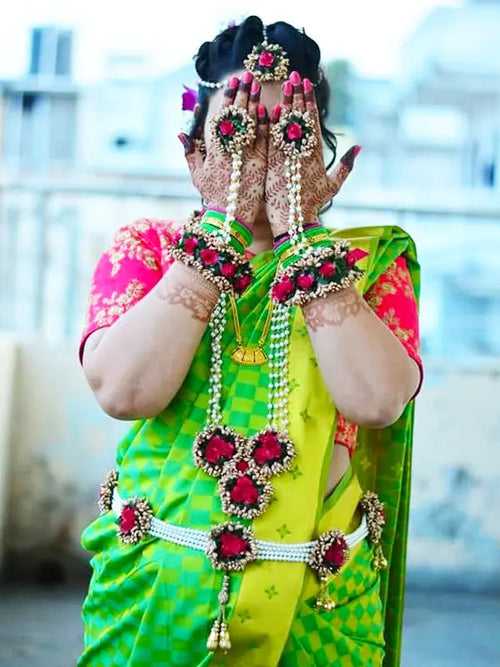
[200,248,219,265]
[219,531,250,558]
[286,122,303,141]
[183,236,199,254]
[272,276,294,302]
[324,539,347,569]
[345,247,368,266]
[253,432,282,465]
[236,460,249,472]
[230,475,260,505]
[234,274,252,292]
[204,435,235,464]
[221,262,236,278]
[296,273,315,290]
[319,261,336,278]
[258,51,275,68]
[219,119,236,136]
[120,506,137,533]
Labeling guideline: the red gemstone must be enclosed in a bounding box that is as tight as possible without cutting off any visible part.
[258,51,275,68]
[236,460,249,472]
[296,273,315,290]
[204,435,235,464]
[183,236,199,254]
[219,531,250,558]
[229,475,260,505]
[286,122,303,141]
[120,506,137,533]
[219,119,236,136]
[345,247,368,266]
[221,262,236,278]
[253,432,283,465]
[324,539,347,569]
[272,276,294,302]
[200,248,219,265]
[319,261,336,278]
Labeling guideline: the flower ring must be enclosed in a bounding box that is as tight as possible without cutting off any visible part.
[210,105,257,155]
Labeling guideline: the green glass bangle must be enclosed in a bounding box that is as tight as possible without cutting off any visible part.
[200,210,253,250]
[275,226,334,269]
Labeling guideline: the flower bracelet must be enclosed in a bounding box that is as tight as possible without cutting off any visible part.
[271,229,369,306]
[169,210,254,295]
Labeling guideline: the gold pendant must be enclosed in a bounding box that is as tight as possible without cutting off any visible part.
[231,345,268,365]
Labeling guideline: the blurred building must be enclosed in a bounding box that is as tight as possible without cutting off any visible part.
[0,27,78,176]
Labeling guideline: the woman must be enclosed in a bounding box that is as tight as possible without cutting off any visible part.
[77,16,423,667]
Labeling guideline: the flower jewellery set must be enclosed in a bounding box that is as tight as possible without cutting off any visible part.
[97,24,387,655]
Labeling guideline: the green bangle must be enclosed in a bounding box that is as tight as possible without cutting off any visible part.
[275,226,334,269]
[200,210,253,254]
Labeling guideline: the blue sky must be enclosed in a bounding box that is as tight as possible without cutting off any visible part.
[0,0,461,82]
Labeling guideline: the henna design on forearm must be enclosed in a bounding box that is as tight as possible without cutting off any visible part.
[155,279,216,323]
[302,287,368,332]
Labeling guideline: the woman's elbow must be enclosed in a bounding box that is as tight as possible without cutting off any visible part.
[96,388,169,420]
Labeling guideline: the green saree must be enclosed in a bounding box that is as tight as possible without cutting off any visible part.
[78,223,420,667]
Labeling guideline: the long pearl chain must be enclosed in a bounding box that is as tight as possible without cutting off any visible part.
[207,292,228,426]
[268,302,292,433]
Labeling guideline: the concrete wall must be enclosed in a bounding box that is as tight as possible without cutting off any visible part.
[1,333,499,592]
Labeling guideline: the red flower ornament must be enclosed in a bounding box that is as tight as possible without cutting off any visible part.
[286,122,303,142]
[258,51,275,68]
[345,247,368,267]
[219,119,236,137]
[206,522,257,571]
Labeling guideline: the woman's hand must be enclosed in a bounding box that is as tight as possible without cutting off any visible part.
[179,72,269,229]
[265,69,362,237]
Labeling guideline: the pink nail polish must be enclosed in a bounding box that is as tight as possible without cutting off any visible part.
[271,103,281,122]
[290,71,301,85]
[283,81,293,97]
[257,104,266,119]
[250,80,260,95]
[303,78,313,93]
[229,76,239,89]
[353,145,362,157]
[242,70,253,84]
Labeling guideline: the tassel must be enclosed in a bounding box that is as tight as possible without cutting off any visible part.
[206,573,232,653]
[372,543,388,571]
[315,576,336,612]
[206,619,221,651]
[218,622,232,651]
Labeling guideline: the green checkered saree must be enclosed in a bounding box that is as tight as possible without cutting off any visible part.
[78,224,420,667]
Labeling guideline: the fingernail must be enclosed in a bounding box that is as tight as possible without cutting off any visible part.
[271,103,281,123]
[242,70,253,84]
[290,71,301,85]
[177,132,189,148]
[353,145,362,158]
[229,76,239,89]
[193,103,201,117]
[257,104,267,121]
[282,81,293,97]
[250,80,261,95]
[303,78,313,93]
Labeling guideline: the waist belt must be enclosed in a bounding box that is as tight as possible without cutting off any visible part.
[111,487,369,563]
[98,468,388,654]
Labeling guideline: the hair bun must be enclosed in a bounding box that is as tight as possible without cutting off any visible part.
[194,41,211,80]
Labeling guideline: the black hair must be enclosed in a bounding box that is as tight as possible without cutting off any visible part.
[189,15,338,215]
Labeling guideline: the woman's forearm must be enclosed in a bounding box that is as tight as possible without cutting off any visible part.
[82,261,220,420]
[302,286,421,428]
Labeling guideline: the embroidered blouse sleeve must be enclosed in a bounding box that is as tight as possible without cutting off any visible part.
[333,253,424,458]
[78,218,180,366]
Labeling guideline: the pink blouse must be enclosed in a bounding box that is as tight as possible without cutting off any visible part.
[79,218,424,457]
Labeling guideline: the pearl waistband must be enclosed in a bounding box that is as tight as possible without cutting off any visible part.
[111,488,368,563]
